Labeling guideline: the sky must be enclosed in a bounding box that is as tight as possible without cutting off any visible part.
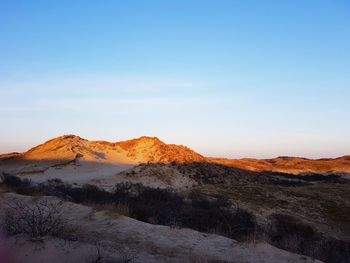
[0,0,349,158]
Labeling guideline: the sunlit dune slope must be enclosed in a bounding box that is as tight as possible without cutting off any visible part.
[0,134,205,165]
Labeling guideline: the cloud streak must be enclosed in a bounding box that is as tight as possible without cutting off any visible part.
[0,73,230,113]
[0,73,202,97]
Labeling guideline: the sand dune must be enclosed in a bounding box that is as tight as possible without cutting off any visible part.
[0,135,205,184]
[1,134,349,184]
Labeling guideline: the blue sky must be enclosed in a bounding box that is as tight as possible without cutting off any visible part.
[0,0,349,158]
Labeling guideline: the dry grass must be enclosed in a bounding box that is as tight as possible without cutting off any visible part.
[91,202,131,217]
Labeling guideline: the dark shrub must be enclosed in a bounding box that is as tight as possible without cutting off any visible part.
[77,184,113,204]
[48,183,113,204]
[266,214,350,263]
[268,213,318,255]
[180,201,256,241]
[1,173,23,186]
[316,238,350,263]
[129,187,182,225]
[270,214,316,239]
[1,173,36,195]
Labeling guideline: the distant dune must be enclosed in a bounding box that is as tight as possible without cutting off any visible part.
[210,156,350,175]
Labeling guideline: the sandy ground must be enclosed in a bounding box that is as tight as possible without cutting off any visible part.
[0,192,322,263]
[0,160,133,184]
[23,163,133,184]
[0,160,197,190]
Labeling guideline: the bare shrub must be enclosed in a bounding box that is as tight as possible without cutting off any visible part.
[1,199,68,240]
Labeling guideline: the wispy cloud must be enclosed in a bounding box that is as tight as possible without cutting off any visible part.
[0,73,202,96]
[0,73,227,113]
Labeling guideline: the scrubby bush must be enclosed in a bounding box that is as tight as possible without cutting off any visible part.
[1,199,68,240]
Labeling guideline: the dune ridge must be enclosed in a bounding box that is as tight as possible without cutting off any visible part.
[1,134,349,175]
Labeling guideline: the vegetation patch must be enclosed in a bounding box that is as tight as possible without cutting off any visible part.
[1,174,257,242]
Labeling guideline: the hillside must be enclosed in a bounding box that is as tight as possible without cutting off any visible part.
[1,135,349,180]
